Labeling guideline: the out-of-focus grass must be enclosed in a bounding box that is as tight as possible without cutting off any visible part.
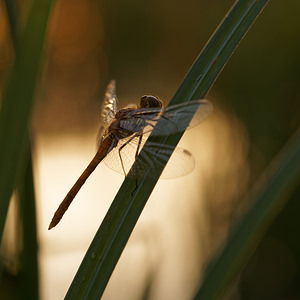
[0,0,52,240]
[0,0,53,299]
[194,129,300,299]
[17,135,39,299]
[65,1,270,299]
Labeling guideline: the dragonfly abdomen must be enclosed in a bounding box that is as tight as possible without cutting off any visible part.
[48,134,115,230]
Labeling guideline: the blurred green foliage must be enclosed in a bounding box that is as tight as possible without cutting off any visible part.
[215,3,300,297]
[1,0,299,298]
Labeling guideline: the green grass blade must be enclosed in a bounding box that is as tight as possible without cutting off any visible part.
[0,0,53,241]
[17,135,39,300]
[194,129,300,300]
[170,0,269,105]
[2,2,39,298]
[3,0,18,48]
[66,0,269,298]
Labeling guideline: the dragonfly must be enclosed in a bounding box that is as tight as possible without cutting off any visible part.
[48,80,212,230]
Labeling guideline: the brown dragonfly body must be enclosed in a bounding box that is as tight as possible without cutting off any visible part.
[48,133,114,229]
[48,81,212,230]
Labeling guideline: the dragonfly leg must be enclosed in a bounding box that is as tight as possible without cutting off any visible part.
[135,133,143,160]
[134,133,144,185]
[118,132,140,176]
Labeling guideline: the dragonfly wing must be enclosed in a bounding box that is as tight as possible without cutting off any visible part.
[154,99,212,135]
[188,99,213,128]
[137,141,195,178]
[98,80,119,145]
[163,147,195,178]
[100,80,118,124]
[103,136,141,176]
[103,136,195,178]
[119,99,212,137]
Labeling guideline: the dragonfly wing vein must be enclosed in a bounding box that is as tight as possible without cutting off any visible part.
[103,136,195,178]
[119,99,212,137]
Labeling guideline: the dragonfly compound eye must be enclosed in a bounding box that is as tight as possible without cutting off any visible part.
[140,95,163,108]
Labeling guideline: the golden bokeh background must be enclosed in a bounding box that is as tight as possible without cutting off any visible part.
[1,0,300,299]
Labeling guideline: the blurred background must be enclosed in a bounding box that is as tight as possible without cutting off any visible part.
[0,0,300,299]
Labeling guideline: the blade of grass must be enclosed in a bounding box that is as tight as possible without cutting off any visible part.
[65,0,269,298]
[3,0,18,48]
[17,135,39,300]
[0,0,53,241]
[2,2,39,298]
[194,128,300,300]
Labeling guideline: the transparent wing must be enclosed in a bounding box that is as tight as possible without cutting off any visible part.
[98,80,119,144]
[119,99,212,137]
[103,136,195,179]
[100,80,118,124]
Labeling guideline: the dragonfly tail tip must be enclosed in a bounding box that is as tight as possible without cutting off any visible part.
[48,222,55,230]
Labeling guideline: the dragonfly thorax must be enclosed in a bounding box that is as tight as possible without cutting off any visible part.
[107,109,138,140]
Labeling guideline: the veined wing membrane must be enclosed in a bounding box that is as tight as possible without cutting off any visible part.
[103,136,195,179]
[120,99,212,137]
[98,80,119,144]
[100,80,118,124]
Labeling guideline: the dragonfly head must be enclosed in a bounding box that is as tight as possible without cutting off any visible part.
[139,95,163,108]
